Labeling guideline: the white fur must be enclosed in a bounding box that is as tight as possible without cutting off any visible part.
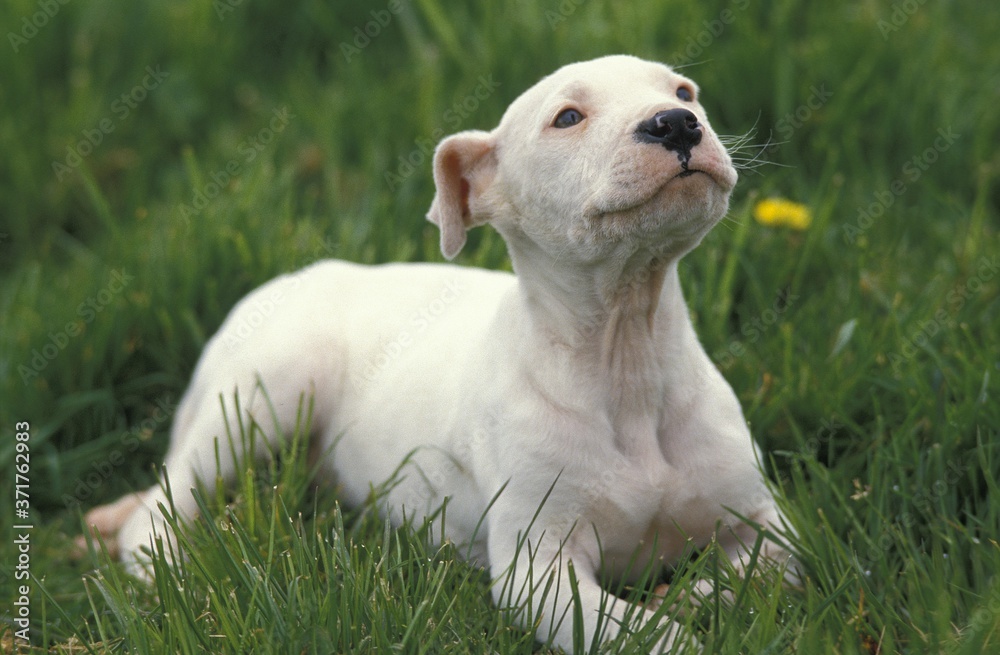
[84,55,794,653]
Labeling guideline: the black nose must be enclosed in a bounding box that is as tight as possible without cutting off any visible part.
[635,108,703,155]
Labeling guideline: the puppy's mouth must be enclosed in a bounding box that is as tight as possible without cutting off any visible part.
[664,166,715,188]
[587,155,736,220]
[666,158,738,190]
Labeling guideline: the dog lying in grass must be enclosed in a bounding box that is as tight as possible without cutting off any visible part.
[83,55,796,652]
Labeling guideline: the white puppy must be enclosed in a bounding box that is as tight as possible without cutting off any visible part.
[84,55,794,652]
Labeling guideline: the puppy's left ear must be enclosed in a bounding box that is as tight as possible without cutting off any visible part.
[426,130,497,260]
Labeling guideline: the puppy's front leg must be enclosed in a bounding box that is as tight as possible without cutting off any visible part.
[488,522,692,654]
[684,503,799,605]
[719,503,799,584]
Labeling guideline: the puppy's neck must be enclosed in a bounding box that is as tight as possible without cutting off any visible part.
[512,242,684,336]
[510,241,692,430]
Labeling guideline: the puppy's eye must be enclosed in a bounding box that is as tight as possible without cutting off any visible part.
[553,108,585,128]
[677,86,694,102]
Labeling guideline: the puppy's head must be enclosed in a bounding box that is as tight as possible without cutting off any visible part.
[427,55,737,264]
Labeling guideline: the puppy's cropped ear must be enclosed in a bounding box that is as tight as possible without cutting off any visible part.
[426,130,497,260]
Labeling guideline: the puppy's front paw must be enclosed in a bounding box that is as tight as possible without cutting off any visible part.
[646,581,727,616]
[72,524,120,561]
[72,493,149,560]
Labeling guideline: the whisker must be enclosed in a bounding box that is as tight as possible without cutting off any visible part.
[719,116,794,173]
[668,59,713,72]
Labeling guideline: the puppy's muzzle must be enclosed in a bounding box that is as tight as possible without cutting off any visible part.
[635,108,703,170]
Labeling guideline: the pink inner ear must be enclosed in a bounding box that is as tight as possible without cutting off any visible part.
[459,178,471,221]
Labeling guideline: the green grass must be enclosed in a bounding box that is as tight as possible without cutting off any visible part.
[1,0,998,652]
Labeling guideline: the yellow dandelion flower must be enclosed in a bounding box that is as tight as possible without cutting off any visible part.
[753,197,812,230]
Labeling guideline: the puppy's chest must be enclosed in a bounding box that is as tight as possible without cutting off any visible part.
[588,453,740,560]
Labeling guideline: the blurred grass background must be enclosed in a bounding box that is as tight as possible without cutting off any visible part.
[1,0,998,652]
